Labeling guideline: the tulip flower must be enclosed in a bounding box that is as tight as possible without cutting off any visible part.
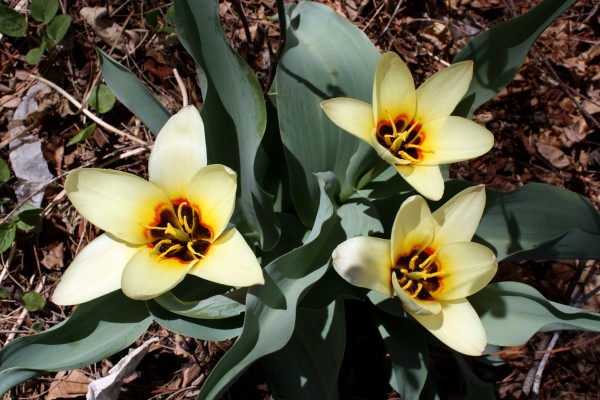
[321,52,494,201]
[52,106,264,305]
[332,186,497,355]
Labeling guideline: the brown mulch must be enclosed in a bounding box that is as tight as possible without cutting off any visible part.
[0,0,598,399]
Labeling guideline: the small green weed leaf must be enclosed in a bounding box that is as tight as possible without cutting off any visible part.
[164,5,175,33]
[97,49,170,135]
[21,292,45,312]
[0,289,9,299]
[25,46,44,65]
[0,222,16,253]
[13,204,42,231]
[31,321,43,331]
[67,123,96,146]
[471,282,600,346]
[88,84,115,114]
[453,0,575,117]
[30,0,58,25]
[46,13,71,44]
[0,4,27,37]
[0,158,10,183]
[144,10,159,33]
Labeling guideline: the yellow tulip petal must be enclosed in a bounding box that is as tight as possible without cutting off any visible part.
[321,98,375,143]
[431,185,486,247]
[391,195,434,259]
[186,164,237,239]
[394,164,444,201]
[416,61,473,121]
[432,242,497,300]
[65,169,173,244]
[392,271,441,315]
[148,105,207,200]
[332,236,393,297]
[419,116,494,165]
[411,298,487,356]
[190,228,264,287]
[374,52,416,126]
[52,234,139,305]
[121,246,195,300]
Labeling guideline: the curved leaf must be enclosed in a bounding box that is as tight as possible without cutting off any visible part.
[470,282,600,347]
[454,0,575,117]
[97,49,170,135]
[154,291,245,319]
[174,0,279,250]
[0,291,151,395]
[274,1,381,224]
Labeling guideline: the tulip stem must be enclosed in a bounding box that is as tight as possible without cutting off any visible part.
[356,160,391,191]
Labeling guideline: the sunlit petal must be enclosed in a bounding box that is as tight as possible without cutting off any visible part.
[431,185,486,247]
[148,105,207,200]
[391,195,434,259]
[52,234,138,305]
[65,169,173,244]
[411,298,487,356]
[332,236,393,297]
[394,164,444,201]
[419,117,494,165]
[321,98,375,143]
[416,61,473,121]
[374,52,416,125]
[121,246,195,300]
[186,164,237,239]
[432,242,497,300]
[392,271,441,315]
[190,228,264,287]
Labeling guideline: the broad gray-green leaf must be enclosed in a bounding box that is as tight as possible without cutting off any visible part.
[376,312,429,400]
[154,291,245,319]
[443,181,600,261]
[197,175,345,399]
[0,222,16,253]
[0,4,27,37]
[46,13,71,44]
[148,300,243,341]
[337,194,383,238]
[263,301,346,400]
[175,0,279,250]
[0,291,151,395]
[453,353,496,400]
[274,1,380,225]
[470,282,600,347]
[97,49,170,135]
[454,0,575,117]
[67,123,96,146]
[88,84,115,114]
[30,0,58,25]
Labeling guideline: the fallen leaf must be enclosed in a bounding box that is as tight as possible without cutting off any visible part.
[41,242,65,270]
[47,370,90,400]
[536,142,571,169]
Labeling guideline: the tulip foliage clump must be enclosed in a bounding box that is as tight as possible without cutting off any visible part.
[1,0,599,398]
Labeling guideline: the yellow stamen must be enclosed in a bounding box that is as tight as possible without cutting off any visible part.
[187,241,206,259]
[401,280,413,291]
[419,250,438,270]
[397,151,420,163]
[410,282,423,299]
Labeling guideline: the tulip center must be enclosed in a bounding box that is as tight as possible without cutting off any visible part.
[146,201,212,263]
[393,248,441,300]
[376,113,428,163]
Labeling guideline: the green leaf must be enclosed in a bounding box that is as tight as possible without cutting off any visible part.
[13,203,42,231]
[25,46,44,65]
[442,181,600,261]
[154,291,245,319]
[453,0,575,117]
[274,1,380,224]
[21,292,45,312]
[0,158,10,183]
[30,0,58,25]
[470,282,600,347]
[0,4,27,37]
[0,289,9,299]
[175,0,279,250]
[198,175,346,399]
[0,291,152,395]
[0,222,16,253]
[46,13,71,44]
[88,84,115,114]
[97,49,170,135]
[67,123,96,146]
[453,353,496,400]
[144,10,159,33]
[375,312,429,399]
[262,302,346,399]
[148,299,243,341]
